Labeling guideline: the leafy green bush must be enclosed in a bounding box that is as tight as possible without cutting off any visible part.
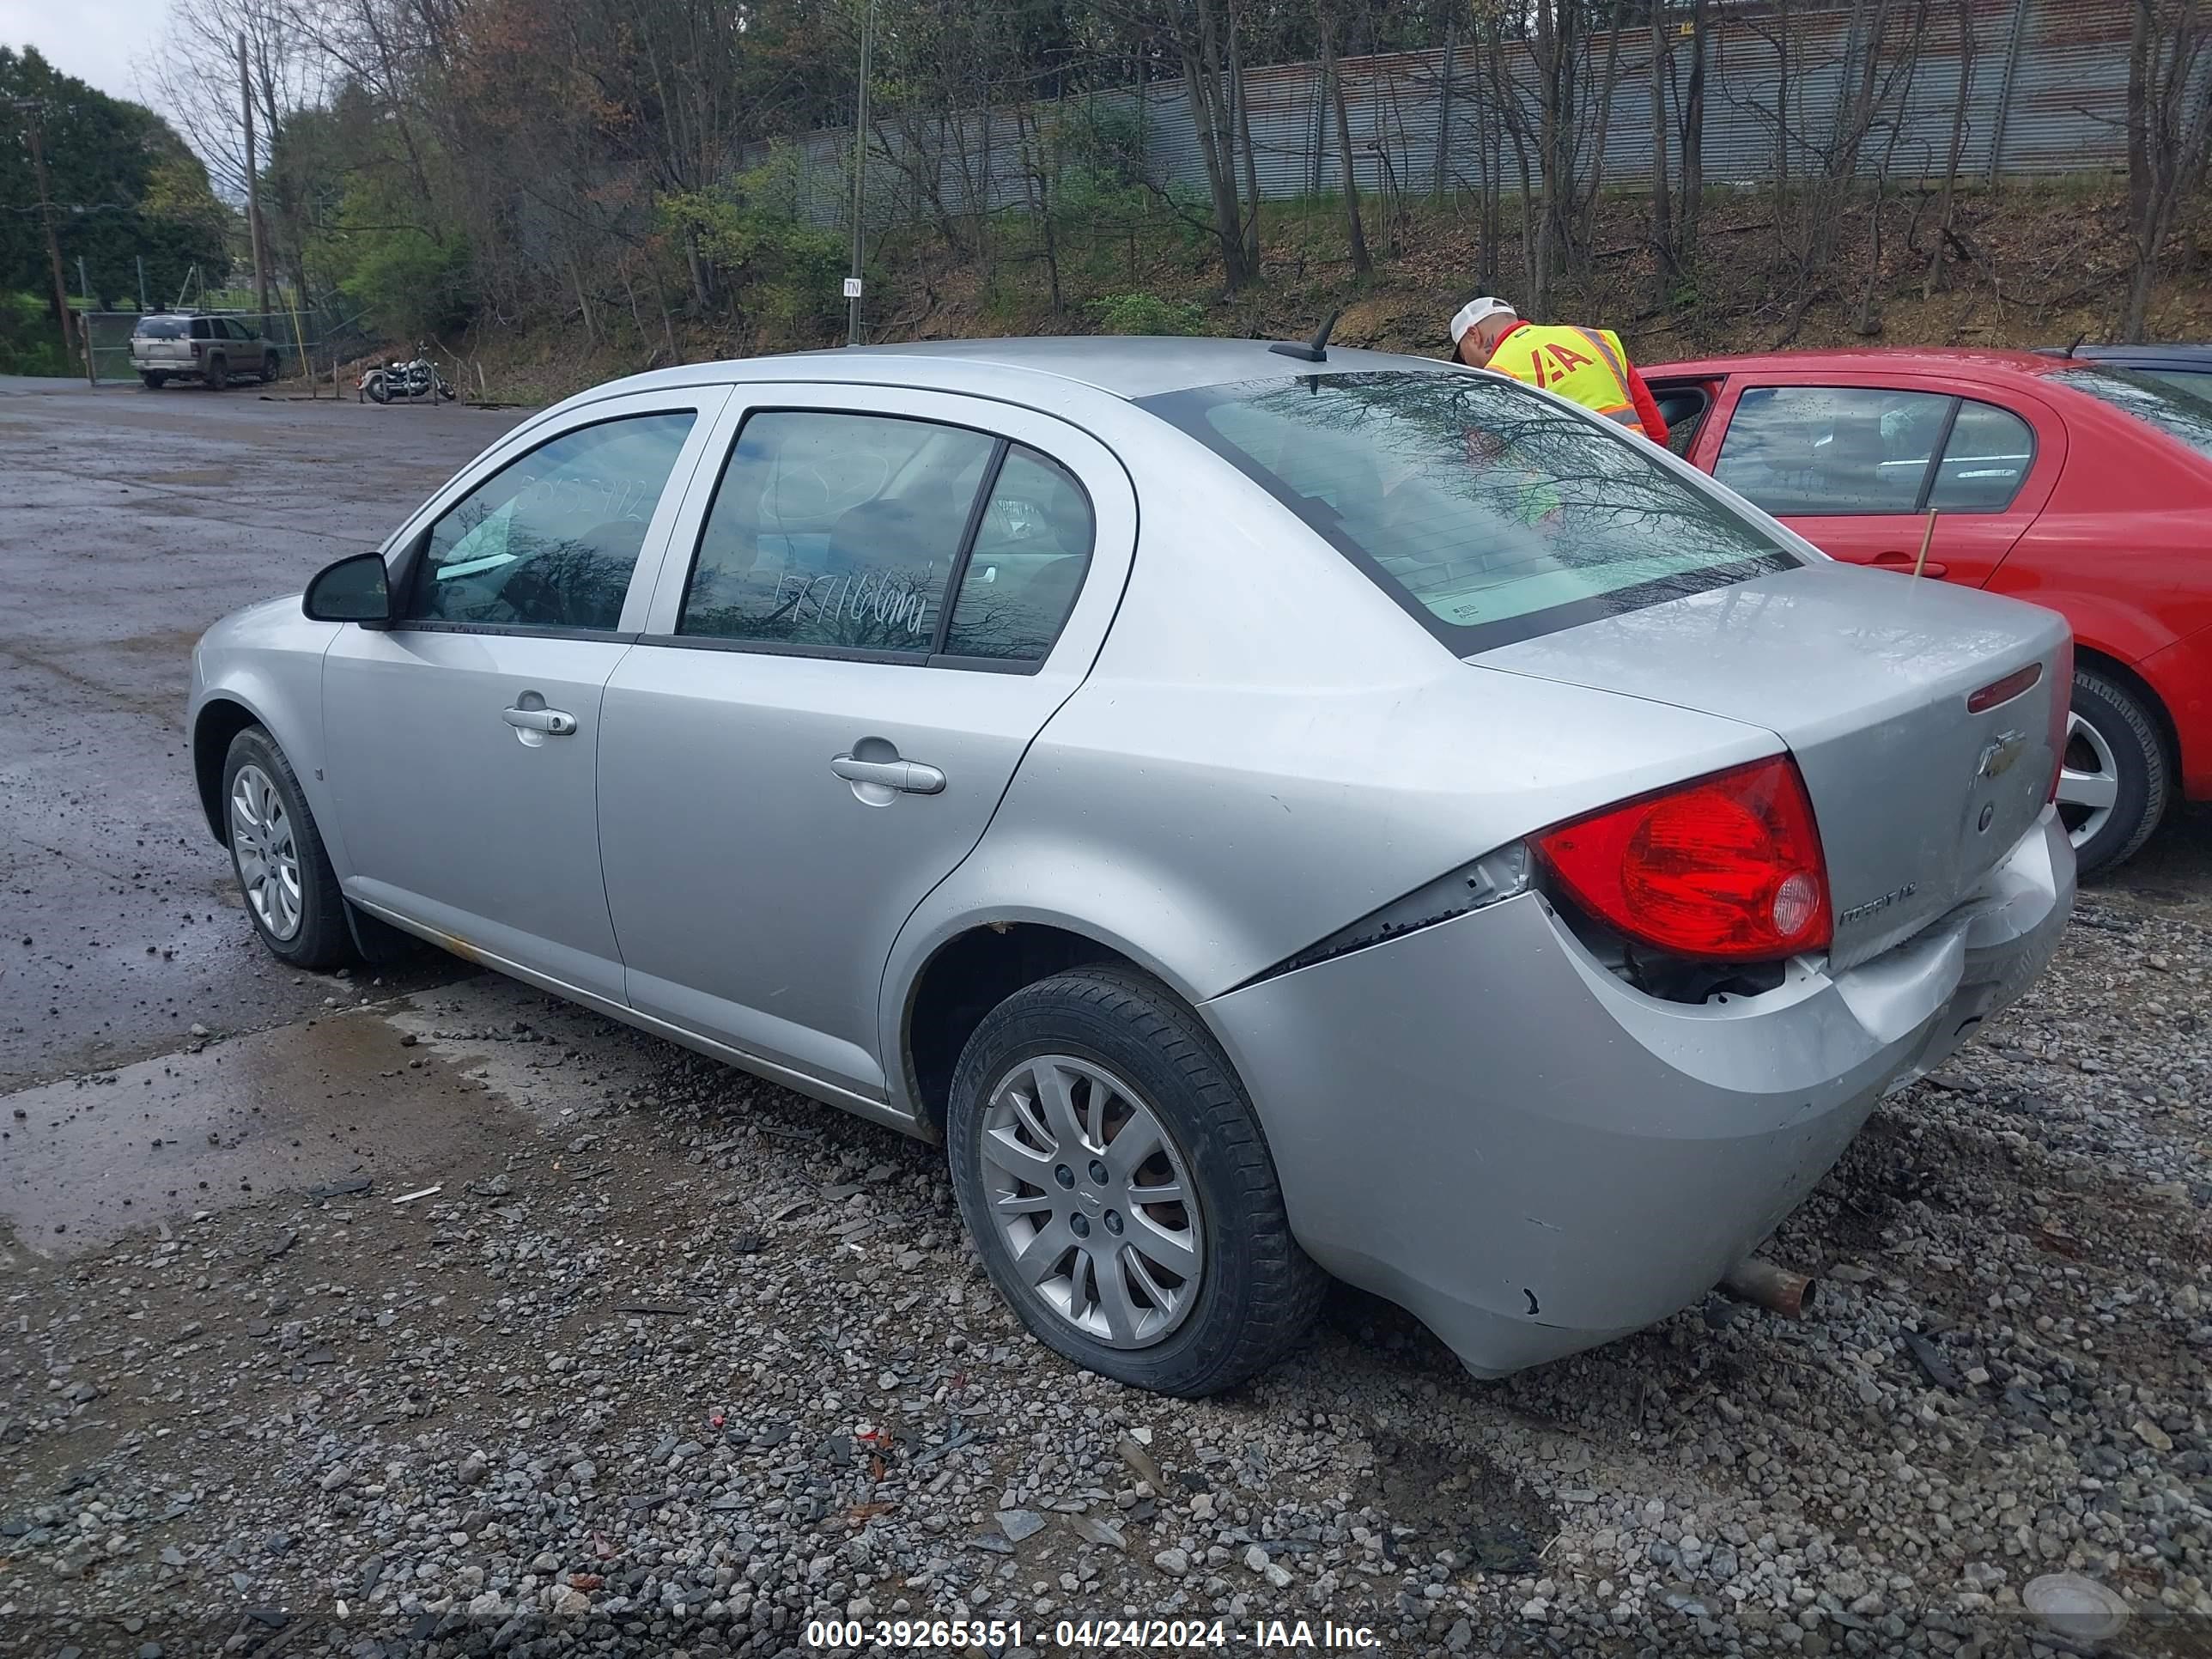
[1087,292,1206,336]
[0,290,71,376]
[337,230,475,341]
[663,146,849,340]
[1054,105,1148,191]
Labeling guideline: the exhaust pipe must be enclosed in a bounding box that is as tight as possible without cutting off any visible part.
[1720,1256,1817,1320]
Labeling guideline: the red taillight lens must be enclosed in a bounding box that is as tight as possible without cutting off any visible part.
[1536,756,1832,961]
[1967,661,2042,714]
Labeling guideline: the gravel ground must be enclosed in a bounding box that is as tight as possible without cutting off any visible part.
[3,886,2208,1659]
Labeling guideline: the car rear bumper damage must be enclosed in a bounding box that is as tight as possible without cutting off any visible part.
[1203,808,2073,1379]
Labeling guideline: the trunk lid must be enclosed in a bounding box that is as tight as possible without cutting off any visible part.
[1474,562,2069,969]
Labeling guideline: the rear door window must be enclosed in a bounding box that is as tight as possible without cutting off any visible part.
[1715,386,1950,514]
[942,446,1094,662]
[1141,370,1798,653]
[1928,401,2035,511]
[679,410,994,654]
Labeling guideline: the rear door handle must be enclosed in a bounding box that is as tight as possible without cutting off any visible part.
[1870,550,1948,579]
[502,705,578,736]
[831,754,945,794]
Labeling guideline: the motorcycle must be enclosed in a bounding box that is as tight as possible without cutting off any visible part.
[359,342,458,404]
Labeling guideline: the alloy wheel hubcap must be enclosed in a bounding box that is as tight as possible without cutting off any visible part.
[979,1054,1204,1350]
[229,763,303,940]
[2055,711,2120,851]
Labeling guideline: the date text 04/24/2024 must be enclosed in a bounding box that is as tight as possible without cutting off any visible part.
[802,1617,1384,1650]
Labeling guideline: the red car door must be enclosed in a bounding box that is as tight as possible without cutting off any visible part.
[1681,370,2065,588]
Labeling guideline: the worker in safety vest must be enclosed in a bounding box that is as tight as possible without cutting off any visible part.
[1448,296,1670,447]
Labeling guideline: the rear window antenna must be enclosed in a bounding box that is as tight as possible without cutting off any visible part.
[1270,308,1343,363]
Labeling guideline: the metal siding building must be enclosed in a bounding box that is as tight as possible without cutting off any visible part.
[743,0,2145,232]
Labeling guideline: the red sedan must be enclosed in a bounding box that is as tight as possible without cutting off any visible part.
[1646,349,2212,873]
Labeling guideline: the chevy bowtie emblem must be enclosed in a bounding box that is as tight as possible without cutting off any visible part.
[1978,729,2028,780]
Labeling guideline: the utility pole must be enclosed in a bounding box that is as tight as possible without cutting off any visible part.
[240,31,270,319]
[12,99,78,367]
[845,0,876,347]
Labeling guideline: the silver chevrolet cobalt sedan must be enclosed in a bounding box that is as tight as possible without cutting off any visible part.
[189,337,2075,1395]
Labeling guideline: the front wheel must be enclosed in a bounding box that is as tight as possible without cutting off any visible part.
[2059,667,2172,877]
[946,965,1324,1397]
[222,726,355,969]
[258,351,279,384]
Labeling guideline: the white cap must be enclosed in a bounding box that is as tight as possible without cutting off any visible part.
[1449,296,1516,344]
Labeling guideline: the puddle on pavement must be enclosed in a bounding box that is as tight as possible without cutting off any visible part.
[0,1004,514,1261]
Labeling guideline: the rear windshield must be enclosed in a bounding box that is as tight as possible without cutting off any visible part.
[1140,370,1800,652]
[2053,366,2212,461]
[135,316,187,339]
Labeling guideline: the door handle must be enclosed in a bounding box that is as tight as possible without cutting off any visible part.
[831,754,945,795]
[502,705,578,736]
[1869,550,1948,579]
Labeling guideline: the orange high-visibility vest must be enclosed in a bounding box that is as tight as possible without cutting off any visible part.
[1486,324,1648,436]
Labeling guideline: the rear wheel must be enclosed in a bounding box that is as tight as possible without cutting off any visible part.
[139,371,167,390]
[203,353,227,390]
[221,726,354,969]
[367,375,392,405]
[2060,667,2171,877]
[946,965,1323,1397]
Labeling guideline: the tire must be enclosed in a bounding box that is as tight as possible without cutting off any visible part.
[946,964,1324,1397]
[2062,666,2172,878]
[203,354,227,390]
[220,726,356,969]
[367,376,392,405]
[258,350,279,384]
[139,371,167,390]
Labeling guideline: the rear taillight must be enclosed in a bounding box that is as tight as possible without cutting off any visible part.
[2047,637,2074,802]
[1536,756,1832,961]
[1968,662,2042,714]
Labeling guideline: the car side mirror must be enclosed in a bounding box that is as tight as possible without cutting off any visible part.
[303,551,393,627]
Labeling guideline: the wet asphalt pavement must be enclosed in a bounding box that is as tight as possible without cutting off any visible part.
[0,382,530,1256]
[0,380,528,1098]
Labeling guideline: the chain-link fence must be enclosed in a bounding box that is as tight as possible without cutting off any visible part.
[79,305,378,395]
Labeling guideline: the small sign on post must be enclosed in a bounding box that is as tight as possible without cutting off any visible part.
[842,277,864,300]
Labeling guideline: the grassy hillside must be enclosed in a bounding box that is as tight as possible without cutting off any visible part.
[447,178,2210,407]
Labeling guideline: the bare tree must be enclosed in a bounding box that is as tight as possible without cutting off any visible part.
[1649,0,1674,284]
[1923,0,1974,296]
[1321,3,1370,275]
[142,0,325,301]
[1677,0,1707,259]
[2123,0,2212,339]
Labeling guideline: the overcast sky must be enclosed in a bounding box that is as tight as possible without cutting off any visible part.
[4,0,173,109]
